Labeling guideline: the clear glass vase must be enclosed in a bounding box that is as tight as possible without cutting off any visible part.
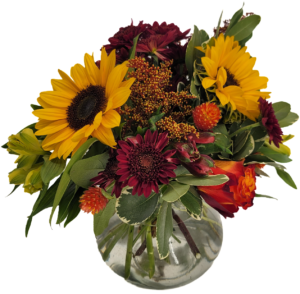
[96,203,223,290]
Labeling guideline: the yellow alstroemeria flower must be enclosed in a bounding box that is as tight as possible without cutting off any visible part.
[265,134,294,156]
[32,48,135,160]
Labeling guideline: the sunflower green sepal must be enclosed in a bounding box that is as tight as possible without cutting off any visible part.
[7,128,48,156]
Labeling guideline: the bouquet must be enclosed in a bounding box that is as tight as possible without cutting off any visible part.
[4,6,298,289]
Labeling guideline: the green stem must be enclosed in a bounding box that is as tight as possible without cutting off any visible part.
[203,208,221,240]
[171,233,181,244]
[132,225,148,247]
[102,225,128,261]
[97,223,125,250]
[202,216,222,228]
[229,122,261,138]
[125,226,134,280]
[146,225,155,279]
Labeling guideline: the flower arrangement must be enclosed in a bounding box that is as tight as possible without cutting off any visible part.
[3,6,298,288]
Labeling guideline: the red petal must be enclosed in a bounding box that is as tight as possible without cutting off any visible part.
[136,134,143,144]
[144,129,152,143]
[159,177,169,184]
[128,176,139,186]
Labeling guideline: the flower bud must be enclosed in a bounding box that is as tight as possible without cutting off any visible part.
[23,165,43,194]
[7,128,47,156]
[8,168,28,185]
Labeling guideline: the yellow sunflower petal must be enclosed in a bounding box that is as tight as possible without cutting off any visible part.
[84,53,98,85]
[33,108,67,120]
[93,111,102,129]
[109,87,131,109]
[201,57,218,78]
[72,125,90,142]
[51,79,77,98]
[58,69,80,92]
[93,125,117,148]
[37,97,53,109]
[35,119,52,130]
[202,77,216,89]
[216,89,230,106]
[85,124,95,137]
[101,109,121,129]
[70,64,90,89]
[42,127,74,148]
[217,67,227,87]
[58,135,78,159]
[105,61,129,98]
[99,48,116,87]
[120,77,135,88]
[71,137,88,157]
[35,120,69,136]
[39,94,70,108]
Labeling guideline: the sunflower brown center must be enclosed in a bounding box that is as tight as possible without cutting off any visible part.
[224,68,240,87]
[67,85,107,131]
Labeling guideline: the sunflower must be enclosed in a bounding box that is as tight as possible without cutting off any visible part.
[196,33,270,121]
[32,48,135,160]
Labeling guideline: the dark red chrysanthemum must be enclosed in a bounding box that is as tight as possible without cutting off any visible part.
[91,149,123,198]
[116,130,179,197]
[258,97,283,147]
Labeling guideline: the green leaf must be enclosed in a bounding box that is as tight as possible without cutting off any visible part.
[233,131,250,154]
[156,201,173,259]
[149,112,165,131]
[273,102,291,121]
[56,182,76,224]
[255,194,278,200]
[276,168,297,189]
[70,152,109,189]
[7,185,20,197]
[232,135,255,160]
[83,141,107,158]
[94,198,117,235]
[174,165,190,176]
[49,138,98,225]
[116,191,159,225]
[40,155,66,184]
[185,26,209,79]
[226,14,261,41]
[245,161,286,170]
[239,32,252,47]
[161,181,190,202]
[127,33,141,74]
[63,188,83,227]
[180,189,202,220]
[213,124,228,135]
[225,6,243,36]
[30,104,43,110]
[215,11,223,37]
[278,112,299,128]
[259,146,292,163]
[245,154,274,163]
[176,174,229,186]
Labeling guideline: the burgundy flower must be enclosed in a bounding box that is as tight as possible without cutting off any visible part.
[91,149,123,198]
[258,97,283,147]
[173,133,215,177]
[116,130,178,197]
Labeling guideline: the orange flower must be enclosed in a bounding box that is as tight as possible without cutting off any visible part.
[230,165,256,209]
[193,102,221,131]
[79,187,108,215]
[198,160,257,218]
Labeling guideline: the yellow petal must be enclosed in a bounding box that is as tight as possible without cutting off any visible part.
[42,127,74,148]
[85,124,95,137]
[58,69,80,92]
[33,108,67,120]
[35,120,69,135]
[201,57,217,78]
[92,125,117,148]
[216,89,229,106]
[202,77,216,89]
[216,67,227,87]
[105,61,129,98]
[84,53,98,85]
[37,97,53,109]
[71,63,90,89]
[58,135,78,159]
[99,48,116,87]
[71,137,88,157]
[120,77,135,88]
[93,111,102,129]
[109,87,131,109]
[101,109,121,128]
[35,119,52,130]
[39,92,71,108]
[51,79,77,98]
[72,125,90,142]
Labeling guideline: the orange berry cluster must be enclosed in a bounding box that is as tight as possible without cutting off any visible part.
[156,116,199,141]
[79,187,108,215]
[121,57,195,134]
[192,102,221,131]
